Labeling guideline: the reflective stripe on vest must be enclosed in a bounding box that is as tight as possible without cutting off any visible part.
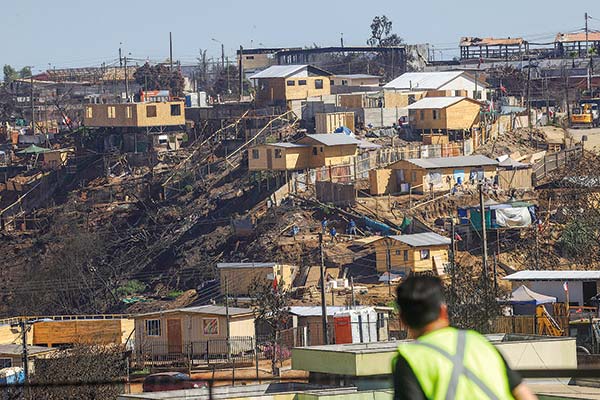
[396,328,513,400]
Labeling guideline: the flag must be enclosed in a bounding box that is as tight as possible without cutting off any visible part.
[272,275,278,291]
[500,84,508,94]
[454,233,463,241]
[563,281,569,292]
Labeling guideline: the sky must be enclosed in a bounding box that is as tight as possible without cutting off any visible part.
[2,0,599,72]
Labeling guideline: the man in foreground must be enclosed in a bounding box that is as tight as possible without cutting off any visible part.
[394,275,537,400]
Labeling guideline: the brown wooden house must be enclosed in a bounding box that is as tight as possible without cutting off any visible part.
[406,96,482,134]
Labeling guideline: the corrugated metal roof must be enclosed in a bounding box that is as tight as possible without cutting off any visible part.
[302,134,361,146]
[289,306,365,317]
[384,71,464,90]
[504,270,600,281]
[387,232,451,247]
[405,96,469,110]
[136,305,254,317]
[217,262,276,269]
[248,65,308,79]
[404,155,498,169]
[268,143,310,148]
[0,344,57,356]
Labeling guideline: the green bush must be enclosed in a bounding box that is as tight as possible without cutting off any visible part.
[167,290,184,299]
[116,280,146,297]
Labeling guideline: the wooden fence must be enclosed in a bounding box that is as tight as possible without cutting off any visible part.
[532,144,583,185]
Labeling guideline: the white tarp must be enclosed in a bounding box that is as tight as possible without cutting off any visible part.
[495,207,532,228]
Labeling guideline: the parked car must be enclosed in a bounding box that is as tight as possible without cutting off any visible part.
[142,372,205,392]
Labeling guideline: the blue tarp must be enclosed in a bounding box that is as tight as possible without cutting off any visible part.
[334,126,354,136]
[362,217,393,236]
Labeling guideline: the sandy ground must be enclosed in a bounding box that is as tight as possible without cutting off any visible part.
[568,127,600,152]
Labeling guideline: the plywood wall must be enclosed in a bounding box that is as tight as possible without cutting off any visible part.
[315,112,355,133]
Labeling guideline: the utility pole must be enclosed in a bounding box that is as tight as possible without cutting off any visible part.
[119,45,123,67]
[221,44,225,70]
[340,32,344,48]
[478,183,489,286]
[450,217,457,302]
[225,279,234,385]
[239,46,244,101]
[585,12,589,59]
[385,239,392,296]
[226,57,230,94]
[169,32,173,71]
[318,233,329,345]
[565,69,571,123]
[30,74,35,135]
[124,56,129,100]
[20,319,29,382]
[526,61,532,130]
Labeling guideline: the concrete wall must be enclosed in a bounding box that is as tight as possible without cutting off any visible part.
[496,337,577,370]
[361,108,405,128]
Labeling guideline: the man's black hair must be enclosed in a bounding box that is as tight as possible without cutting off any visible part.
[396,275,445,329]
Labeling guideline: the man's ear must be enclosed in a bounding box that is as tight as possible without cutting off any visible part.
[439,303,449,321]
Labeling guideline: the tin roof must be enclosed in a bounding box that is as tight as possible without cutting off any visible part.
[405,96,474,110]
[0,344,57,356]
[334,74,381,80]
[136,305,254,318]
[386,232,451,247]
[217,262,276,269]
[384,71,488,90]
[249,65,331,79]
[302,134,361,146]
[403,155,498,169]
[504,270,600,281]
[267,143,310,149]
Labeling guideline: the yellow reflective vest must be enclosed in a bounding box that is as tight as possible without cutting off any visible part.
[395,327,515,400]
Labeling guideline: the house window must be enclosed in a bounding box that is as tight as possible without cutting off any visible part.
[0,359,11,369]
[320,147,324,153]
[298,80,307,86]
[395,249,401,256]
[107,106,116,119]
[474,91,482,99]
[287,80,296,86]
[85,106,93,119]
[433,109,440,120]
[146,105,157,118]
[252,149,260,159]
[170,104,181,116]
[341,80,348,86]
[203,318,219,335]
[274,149,282,158]
[315,79,323,89]
[312,147,318,155]
[420,110,425,120]
[454,90,462,96]
[420,249,430,260]
[245,55,255,60]
[330,80,335,86]
[145,320,161,336]
[126,106,132,119]
[377,312,386,329]
[404,250,409,261]
[411,171,417,182]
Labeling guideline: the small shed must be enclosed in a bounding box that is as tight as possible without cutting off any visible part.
[370,232,451,275]
[315,112,355,133]
[389,155,498,193]
[0,344,57,370]
[217,262,296,297]
[406,96,483,133]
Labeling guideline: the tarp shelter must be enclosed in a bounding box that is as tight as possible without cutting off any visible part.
[505,285,556,315]
[17,145,50,154]
[334,126,354,137]
[465,201,535,230]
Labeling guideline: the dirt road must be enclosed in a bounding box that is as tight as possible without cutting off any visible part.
[568,127,600,152]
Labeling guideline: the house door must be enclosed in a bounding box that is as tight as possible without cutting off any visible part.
[266,149,273,169]
[167,319,183,354]
[583,282,597,306]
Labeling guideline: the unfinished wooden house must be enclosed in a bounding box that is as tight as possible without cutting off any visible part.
[248,134,360,171]
[387,155,498,193]
[249,65,332,106]
[406,97,482,134]
[217,262,297,297]
[330,74,381,87]
[371,232,451,275]
[555,32,600,58]
[459,37,528,61]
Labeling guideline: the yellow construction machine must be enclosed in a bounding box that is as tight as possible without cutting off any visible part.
[571,100,600,128]
[536,304,564,336]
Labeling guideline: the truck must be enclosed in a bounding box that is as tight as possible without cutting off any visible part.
[570,98,600,128]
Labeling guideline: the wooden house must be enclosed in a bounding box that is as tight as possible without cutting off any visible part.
[389,155,498,193]
[134,306,255,356]
[405,96,482,134]
[249,65,332,106]
[371,232,451,275]
[217,262,297,297]
[83,101,185,128]
[248,134,360,171]
[0,344,57,370]
[384,71,489,101]
[330,74,381,87]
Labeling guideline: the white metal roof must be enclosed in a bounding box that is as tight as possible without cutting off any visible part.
[217,262,276,269]
[136,305,254,317]
[268,142,310,148]
[405,96,470,110]
[384,71,464,90]
[387,232,451,247]
[504,270,600,281]
[302,134,361,146]
[404,155,498,169]
[334,74,381,80]
[248,65,308,79]
[289,306,362,317]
